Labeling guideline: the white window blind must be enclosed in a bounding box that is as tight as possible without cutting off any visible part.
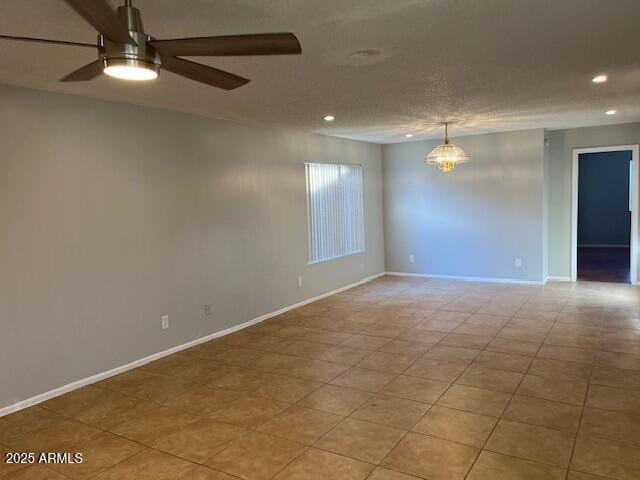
[305,162,365,264]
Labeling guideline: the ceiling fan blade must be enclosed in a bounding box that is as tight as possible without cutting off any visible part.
[60,60,103,82]
[0,35,96,49]
[161,57,249,90]
[63,0,136,45]
[150,33,301,57]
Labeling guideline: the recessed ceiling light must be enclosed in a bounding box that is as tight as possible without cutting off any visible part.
[592,74,608,83]
[606,109,617,115]
[405,134,413,138]
[323,115,335,122]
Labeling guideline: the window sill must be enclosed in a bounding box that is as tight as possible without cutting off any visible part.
[307,249,365,265]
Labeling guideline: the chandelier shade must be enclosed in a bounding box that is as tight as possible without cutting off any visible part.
[425,123,469,172]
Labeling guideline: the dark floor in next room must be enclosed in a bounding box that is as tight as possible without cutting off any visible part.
[578,247,630,283]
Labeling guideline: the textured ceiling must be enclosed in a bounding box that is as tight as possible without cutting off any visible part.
[1,0,640,143]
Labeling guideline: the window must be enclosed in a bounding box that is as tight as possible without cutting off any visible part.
[305,162,365,264]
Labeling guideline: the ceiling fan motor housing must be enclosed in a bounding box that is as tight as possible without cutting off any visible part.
[99,4,161,77]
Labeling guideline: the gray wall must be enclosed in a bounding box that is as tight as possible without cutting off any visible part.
[546,123,640,277]
[577,151,631,246]
[383,129,545,282]
[0,85,384,409]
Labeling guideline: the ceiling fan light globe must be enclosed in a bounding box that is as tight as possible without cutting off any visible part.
[103,58,158,81]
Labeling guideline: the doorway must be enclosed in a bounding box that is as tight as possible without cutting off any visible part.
[571,145,639,283]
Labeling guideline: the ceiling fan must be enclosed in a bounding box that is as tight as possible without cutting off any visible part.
[0,0,302,90]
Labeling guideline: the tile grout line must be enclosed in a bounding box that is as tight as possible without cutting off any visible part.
[373,288,520,478]
[252,282,432,479]
[276,284,499,478]
[563,294,605,480]
[460,293,565,478]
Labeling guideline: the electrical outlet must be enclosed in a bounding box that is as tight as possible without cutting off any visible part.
[515,258,522,268]
[297,276,303,288]
[409,254,415,263]
[204,304,212,316]
[161,315,169,329]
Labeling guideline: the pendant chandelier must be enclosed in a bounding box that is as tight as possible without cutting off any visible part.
[425,122,469,173]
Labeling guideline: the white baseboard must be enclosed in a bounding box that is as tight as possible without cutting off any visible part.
[0,272,384,417]
[544,276,572,283]
[385,271,543,285]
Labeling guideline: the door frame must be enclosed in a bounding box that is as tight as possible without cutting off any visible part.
[571,145,639,283]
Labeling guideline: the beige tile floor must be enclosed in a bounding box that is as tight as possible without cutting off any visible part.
[2,276,640,479]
